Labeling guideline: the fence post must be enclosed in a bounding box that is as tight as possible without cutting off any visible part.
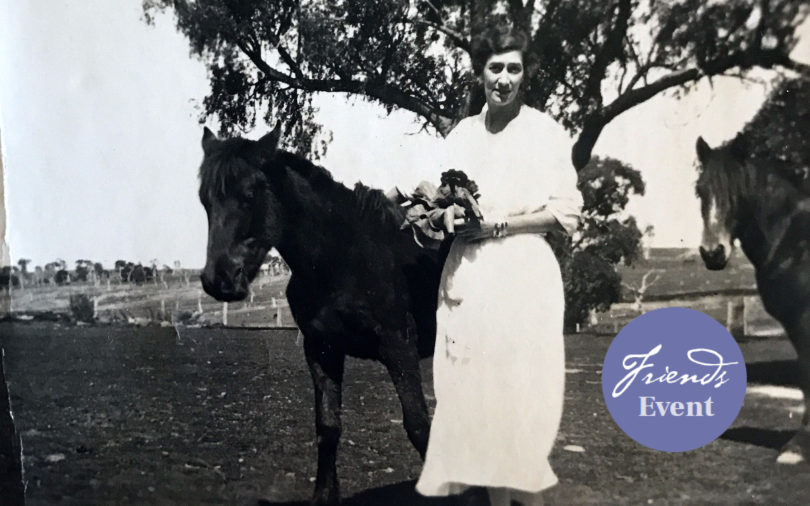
[276,306,283,327]
[726,298,745,339]
[222,302,228,326]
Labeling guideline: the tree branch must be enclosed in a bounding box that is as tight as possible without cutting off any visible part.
[508,0,535,34]
[276,44,304,81]
[782,59,810,78]
[572,49,801,169]
[237,39,455,135]
[398,17,470,52]
[585,0,633,107]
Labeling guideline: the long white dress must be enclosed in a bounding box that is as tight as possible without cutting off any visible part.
[415,104,583,497]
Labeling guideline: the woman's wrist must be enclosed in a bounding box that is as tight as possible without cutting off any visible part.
[493,221,509,238]
[501,211,562,235]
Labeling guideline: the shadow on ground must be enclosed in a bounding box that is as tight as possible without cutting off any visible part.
[719,358,800,451]
[257,480,463,506]
[721,427,795,450]
[746,360,800,386]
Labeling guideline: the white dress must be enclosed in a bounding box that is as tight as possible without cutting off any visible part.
[415,104,583,497]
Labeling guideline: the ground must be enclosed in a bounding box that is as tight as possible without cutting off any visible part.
[4,322,810,505]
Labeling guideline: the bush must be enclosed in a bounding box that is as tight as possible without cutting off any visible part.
[69,294,95,323]
[548,157,646,332]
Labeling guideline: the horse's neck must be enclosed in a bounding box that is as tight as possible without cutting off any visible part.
[738,173,808,270]
[273,174,347,277]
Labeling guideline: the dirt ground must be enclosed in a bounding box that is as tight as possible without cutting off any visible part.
[3,322,810,505]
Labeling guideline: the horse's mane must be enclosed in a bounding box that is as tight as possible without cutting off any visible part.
[698,137,809,222]
[696,139,757,219]
[199,137,255,202]
[262,150,406,229]
[200,142,404,229]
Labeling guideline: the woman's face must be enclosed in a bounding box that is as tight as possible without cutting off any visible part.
[482,50,524,107]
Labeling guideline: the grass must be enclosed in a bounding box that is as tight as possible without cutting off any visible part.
[7,273,294,327]
[5,248,777,334]
[4,323,810,505]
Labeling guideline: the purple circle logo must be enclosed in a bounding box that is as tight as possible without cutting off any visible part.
[601,307,746,452]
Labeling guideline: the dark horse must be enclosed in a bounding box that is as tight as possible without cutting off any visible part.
[197,124,445,505]
[696,135,810,463]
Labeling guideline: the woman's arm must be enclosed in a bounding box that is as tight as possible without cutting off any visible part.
[455,209,564,242]
[505,210,565,234]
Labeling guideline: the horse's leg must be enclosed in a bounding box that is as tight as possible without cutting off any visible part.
[304,341,346,505]
[379,330,431,459]
[779,310,810,464]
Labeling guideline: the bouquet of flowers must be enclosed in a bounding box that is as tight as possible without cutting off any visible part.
[393,169,483,249]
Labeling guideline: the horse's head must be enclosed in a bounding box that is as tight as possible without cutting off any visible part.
[198,125,283,302]
[695,135,752,270]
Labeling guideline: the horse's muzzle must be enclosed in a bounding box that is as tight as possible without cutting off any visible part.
[200,267,248,302]
[699,245,728,271]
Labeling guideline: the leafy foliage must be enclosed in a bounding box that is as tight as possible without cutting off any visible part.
[145,0,810,165]
[69,294,95,323]
[548,156,645,329]
[740,76,810,176]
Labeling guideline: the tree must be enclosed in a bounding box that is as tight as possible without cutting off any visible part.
[0,267,20,290]
[622,268,663,313]
[145,0,810,167]
[642,224,654,260]
[150,259,161,285]
[54,269,70,286]
[43,262,58,285]
[17,259,31,274]
[130,264,147,284]
[737,76,810,193]
[75,260,94,283]
[547,156,645,330]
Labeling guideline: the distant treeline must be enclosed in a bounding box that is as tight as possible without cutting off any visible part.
[0,255,290,289]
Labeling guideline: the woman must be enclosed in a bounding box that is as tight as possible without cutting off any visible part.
[414,25,583,506]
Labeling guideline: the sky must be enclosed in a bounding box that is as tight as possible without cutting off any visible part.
[1,1,809,269]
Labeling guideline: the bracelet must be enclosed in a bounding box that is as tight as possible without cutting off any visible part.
[493,221,509,238]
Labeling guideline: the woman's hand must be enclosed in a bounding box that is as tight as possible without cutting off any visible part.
[455,220,508,243]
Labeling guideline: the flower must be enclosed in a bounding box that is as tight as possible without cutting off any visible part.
[396,170,483,249]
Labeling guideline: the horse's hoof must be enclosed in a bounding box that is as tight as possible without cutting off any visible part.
[777,450,805,465]
[310,491,341,506]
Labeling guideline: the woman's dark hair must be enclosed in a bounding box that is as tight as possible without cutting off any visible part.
[470,24,530,75]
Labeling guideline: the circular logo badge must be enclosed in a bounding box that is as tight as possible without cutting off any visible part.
[601,307,746,452]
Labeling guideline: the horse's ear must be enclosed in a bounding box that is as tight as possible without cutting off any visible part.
[729,135,749,162]
[696,136,712,165]
[255,123,282,158]
[202,127,218,155]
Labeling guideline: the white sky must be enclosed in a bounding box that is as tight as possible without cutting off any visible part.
[1,1,809,269]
